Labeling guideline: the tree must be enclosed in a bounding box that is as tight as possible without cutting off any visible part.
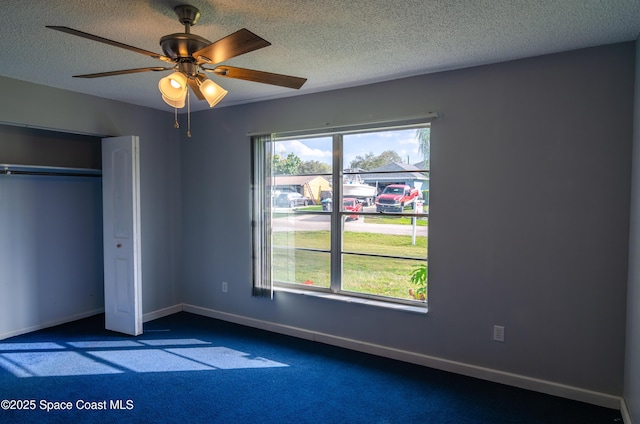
[415,127,430,169]
[299,160,331,175]
[349,150,403,170]
[272,153,302,175]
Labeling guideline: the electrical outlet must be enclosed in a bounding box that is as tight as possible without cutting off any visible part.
[493,325,505,342]
[222,281,228,293]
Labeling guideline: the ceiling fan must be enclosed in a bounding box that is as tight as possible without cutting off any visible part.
[46,4,307,123]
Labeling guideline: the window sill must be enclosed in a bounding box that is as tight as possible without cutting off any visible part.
[275,287,428,314]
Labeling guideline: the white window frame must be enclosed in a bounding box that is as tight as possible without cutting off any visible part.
[252,115,436,308]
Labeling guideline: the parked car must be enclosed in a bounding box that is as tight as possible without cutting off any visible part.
[278,192,310,208]
[343,197,363,220]
[272,188,296,206]
[375,184,419,213]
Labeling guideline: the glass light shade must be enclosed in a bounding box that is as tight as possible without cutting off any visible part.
[198,78,228,108]
[162,94,185,109]
[158,72,188,101]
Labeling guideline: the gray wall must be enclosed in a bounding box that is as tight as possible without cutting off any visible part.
[0,77,182,335]
[625,37,640,423]
[181,43,634,396]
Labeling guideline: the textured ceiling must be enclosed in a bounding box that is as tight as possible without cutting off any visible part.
[1,0,639,112]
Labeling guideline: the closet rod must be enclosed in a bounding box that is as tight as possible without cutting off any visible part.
[1,164,102,178]
[0,170,102,178]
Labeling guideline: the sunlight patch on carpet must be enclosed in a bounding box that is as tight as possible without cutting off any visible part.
[0,342,66,351]
[0,351,123,377]
[0,338,288,377]
[87,349,214,372]
[67,340,142,348]
[167,346,289,369]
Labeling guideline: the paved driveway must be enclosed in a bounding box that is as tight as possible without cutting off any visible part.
[272,210,427,237]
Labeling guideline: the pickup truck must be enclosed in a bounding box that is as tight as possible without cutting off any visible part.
[375,184,419,213]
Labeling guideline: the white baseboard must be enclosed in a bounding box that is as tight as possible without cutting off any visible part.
[621,397,632,424]
[0,304,181,341]
[143,304,183,322]
[0,308,104,341]
[182,303,622,410]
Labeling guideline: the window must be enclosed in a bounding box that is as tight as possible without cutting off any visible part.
[253,122,430,306]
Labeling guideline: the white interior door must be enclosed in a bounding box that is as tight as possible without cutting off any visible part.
[102,136,142,336]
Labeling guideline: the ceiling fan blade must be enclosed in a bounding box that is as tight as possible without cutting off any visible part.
[187,79,206,101]
[193,28,271,64]
[208,66,307,89]
[73,67,174,78]
[46,26,174,63]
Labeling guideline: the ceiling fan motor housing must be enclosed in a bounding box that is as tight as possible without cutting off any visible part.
[160,33,211,64]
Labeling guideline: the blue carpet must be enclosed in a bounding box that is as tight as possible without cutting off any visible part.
[0,312,623,423]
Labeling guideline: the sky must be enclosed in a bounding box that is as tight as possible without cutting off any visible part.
[273,128,424,168]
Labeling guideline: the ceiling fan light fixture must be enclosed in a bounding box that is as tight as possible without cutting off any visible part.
[197,76,228,108]
[158,71,187,101]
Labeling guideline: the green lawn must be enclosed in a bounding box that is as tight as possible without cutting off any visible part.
[273,230,427,301]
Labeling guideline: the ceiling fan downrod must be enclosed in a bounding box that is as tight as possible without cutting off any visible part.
[174,4,201,33]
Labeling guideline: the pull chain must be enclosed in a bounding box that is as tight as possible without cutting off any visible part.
[173,107,179,129]
[187,89,192,138]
